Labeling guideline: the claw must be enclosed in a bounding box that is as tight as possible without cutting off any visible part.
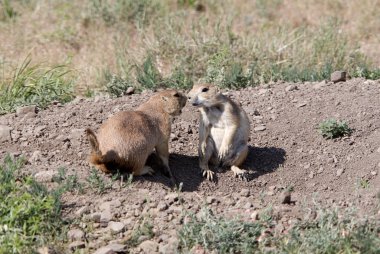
[202,169,215,181]
[231,166,250,181]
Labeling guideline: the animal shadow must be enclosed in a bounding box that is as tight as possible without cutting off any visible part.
[132,152,203,191]
[242,145,286,179]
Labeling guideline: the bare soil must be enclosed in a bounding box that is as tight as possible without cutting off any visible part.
[1,78,380,253]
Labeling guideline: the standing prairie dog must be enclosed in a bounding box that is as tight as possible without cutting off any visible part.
[187,84,250,181]
[85,89,187,185]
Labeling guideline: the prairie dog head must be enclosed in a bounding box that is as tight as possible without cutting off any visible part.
[187,84,222,108]
[153,89,187,116]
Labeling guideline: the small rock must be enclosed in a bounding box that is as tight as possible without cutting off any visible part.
[309,171,314,179]
[92,246,114,254]
[317,167,324,174]
[108,221,125,234]
[16,105,36,116]
[157,201,168,211]
[125,87,135,95]
[296,102,307,108]
[243,202,252,209]
[75,206,90,217]
[336,168,345,177]
[313,80,326,89]
[285,85,298,92]
[68,241,85,251]
[240,188,250,197]
[254,125,266,132]
[370,171,377,176]
[165,193,178,204]
[280,191,292,204]
[250,211,259,221]
[0,125,12,143]
[99,200,122,211]
[34,171,57,182]
[377,147,380,153]
[67,229,85,241]
[206,196,217,204]
[331,71,347,83]
[258,89,269,95]
[30,150,42,163]
[139,240,159,253]
[89,212,101,222]
[22,112,36,120]
[100,210,113,226]
[37,246,56,254]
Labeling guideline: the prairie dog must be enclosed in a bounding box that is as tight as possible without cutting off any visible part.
[86,89,187,185]
[187,84,250,181]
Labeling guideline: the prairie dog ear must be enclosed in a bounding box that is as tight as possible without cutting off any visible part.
[171,90,181,97]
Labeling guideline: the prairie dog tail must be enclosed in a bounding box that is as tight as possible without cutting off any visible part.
[85,128,104,166]
[86,128,100,154]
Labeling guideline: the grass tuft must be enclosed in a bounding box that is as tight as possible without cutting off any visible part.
[178,208,264,253]
[0,155,65,253]
[178,207,380,253]
[318,119,352,139]
[0,57,74,115]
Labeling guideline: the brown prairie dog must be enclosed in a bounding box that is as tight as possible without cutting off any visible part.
[187,84,250,181]
[85,89,187,185]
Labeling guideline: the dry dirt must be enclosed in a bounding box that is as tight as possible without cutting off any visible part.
[1,78,380,253]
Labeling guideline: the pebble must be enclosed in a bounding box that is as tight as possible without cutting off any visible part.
[313,80,326,89]
[75,206,90,217]
[206,196,217,204]
[250,211,259,221]
[0,125,12,143]
[165,193,178,204]
[377,147,380,153]
[16,105,36,116]
[108,221,125,234]
[285,85,298,92]
[93,243,126,254]
[139,240,159,253]
[68,241,85,251]
[157,201,168,211]
[67,229,85,241]
[296,102,307,108]
[100,210,113,226]
[34,171,57,182]
[331,71,347,83]
[254,125,266,132]
[308,171,314,179]
[336,168,345,177]
[280,191,292,204]
[126,87,135,95]
[240,189,250,197]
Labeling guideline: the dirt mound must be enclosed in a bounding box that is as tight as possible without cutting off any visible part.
[1,78,380,252]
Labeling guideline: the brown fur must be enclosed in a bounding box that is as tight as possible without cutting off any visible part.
[85,89,186,184]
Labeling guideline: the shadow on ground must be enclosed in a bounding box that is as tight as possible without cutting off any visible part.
[243,145,287,178]
[133,145,286,191]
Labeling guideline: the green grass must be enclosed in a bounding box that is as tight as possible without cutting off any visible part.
[318,119,352,139]
[178,207,380,254]
[0,57,74,115]
[89,0,163,27]
[179,208,264,253]
[0,155,65,254]
[125,217,154,248]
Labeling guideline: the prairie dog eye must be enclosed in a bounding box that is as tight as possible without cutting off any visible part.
[201,87,209,92]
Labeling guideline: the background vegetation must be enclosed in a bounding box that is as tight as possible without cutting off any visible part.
[0,0,380,106]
